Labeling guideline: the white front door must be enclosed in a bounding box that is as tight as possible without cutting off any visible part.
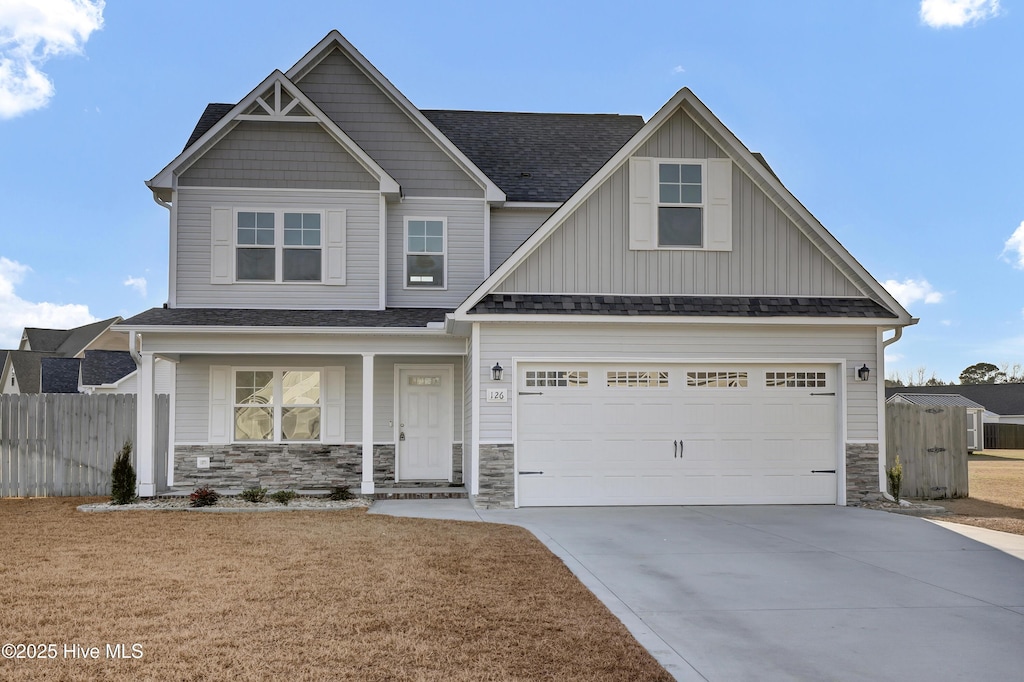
[397,366,452,481]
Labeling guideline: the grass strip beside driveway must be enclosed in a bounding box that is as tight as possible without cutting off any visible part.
[0,498,672,681]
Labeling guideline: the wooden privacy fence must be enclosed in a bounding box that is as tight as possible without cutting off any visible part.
[885,402,968,499]
[0,394,169,498]
[984,423,1024,450]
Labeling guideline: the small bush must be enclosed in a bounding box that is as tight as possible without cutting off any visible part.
[887,455,904,502]
[239,487,268,503]
[189,486,220,508]
[326,485,354,501]
[110,440,137,505]
[270,490,298,505]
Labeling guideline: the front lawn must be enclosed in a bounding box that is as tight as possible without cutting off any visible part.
[0,498,671,681]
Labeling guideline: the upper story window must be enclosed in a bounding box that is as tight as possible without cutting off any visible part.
[658,162,703,247]
[405,217,446,288]
[628,157,733,252]
[236,210,322,282]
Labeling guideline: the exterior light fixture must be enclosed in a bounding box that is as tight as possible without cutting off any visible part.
[491,362,504,381]
[857,364,870,382]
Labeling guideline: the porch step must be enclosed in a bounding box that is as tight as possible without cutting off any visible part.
[372,486,468,500]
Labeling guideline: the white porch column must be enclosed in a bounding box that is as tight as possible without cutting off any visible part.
[361,353,375,494]
[136,351,156,498]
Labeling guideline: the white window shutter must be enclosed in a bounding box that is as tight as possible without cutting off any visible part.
[325,210,347,285]
[211,208,233,284]
[322,367,345,443]
[706,158,733,251]
[628,157,657,250]
[209,366,232,444]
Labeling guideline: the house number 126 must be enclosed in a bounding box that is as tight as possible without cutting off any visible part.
[486,389,508,403]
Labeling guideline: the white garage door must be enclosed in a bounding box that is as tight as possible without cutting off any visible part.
[517,363,839,506]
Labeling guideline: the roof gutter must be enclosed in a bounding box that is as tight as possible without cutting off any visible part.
[883,318,918,347]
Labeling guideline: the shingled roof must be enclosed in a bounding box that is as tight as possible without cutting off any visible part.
[884,384,1024,417]
[81,350,138,387]
[184,103,235,149]
[422,110,644,202]
[23,317,122,356]
[40,358,82,393]
[7,350,59,393]
[121,307,451,328]
[469,294,898,318]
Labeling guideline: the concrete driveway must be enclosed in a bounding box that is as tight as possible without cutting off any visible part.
[371,502,1024,681]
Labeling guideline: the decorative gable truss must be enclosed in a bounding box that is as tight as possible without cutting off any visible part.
[147,71,400,200]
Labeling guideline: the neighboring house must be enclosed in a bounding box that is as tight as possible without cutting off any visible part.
[885,384,1024,426]
[886,392,985,451]
[121,30,914,506]
[0,318,171,396]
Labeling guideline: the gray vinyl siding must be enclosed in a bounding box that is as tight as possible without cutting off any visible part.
[175,187,380,308]
[489,207,554,273]
[476,323,879,442]
[496,108,863,298]
[179,121,378,190]
[295,48,483,198]
[387,198,487,307]
[174,354,463,444]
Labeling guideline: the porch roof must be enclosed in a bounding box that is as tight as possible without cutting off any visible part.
[121,307,452,328]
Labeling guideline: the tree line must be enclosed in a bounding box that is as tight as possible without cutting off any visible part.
[886,362,1024,387]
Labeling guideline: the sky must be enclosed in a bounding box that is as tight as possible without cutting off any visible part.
[0,0,1021,383]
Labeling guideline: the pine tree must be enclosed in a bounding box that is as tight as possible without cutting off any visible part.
[110,440,137,505]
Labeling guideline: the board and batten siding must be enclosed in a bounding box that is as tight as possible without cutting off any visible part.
[174,187,380,309]
[495,106,862,298]
[295,48,482,198]
[476,323,879,442]
[179,121,378,190]
[387,198,487,307]
[489,207,554,273]
[496,163,863,297]
[174,355,462,444]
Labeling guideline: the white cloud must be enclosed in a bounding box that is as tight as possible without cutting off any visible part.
[1001,221,1024,269]
[920,0,1001,28]
[885,351,904,364]
[0,256,96,348]
[671,65,685,75]
[0,0,105,119]
[882,278,944,306]
[123,276,147,297]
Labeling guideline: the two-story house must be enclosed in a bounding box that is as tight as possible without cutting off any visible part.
[122,30,914,508]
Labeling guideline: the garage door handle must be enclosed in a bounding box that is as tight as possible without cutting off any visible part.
[519,471,544,475]
[810,392,836,396]
[674,440,683,458]
[518,391,544,396]
[811,469,836,474]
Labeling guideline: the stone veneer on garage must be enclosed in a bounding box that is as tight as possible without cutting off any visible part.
[845,442,883,504]
[474,444,515,509]
[174,443,464,490]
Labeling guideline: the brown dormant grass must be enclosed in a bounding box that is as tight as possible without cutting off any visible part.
[0,498,672,681]
[932,450,1024,535]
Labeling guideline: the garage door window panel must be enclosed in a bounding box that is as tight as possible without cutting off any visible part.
[606,370,669,388]
[687,371,748,388]
[765,371,827,388]
[524,370,589,388]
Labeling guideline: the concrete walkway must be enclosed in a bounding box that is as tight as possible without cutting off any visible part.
[370,500,1024,681]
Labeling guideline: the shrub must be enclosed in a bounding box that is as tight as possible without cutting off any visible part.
[270,489,298,505]
[886,455,904,502]
[239,487,268,503]
[110,440,137,505]
[326,485,354,501]
[189,486,220,507]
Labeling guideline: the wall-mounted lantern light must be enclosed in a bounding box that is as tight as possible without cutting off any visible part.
[857,364,870,382]
[491,362,504,382]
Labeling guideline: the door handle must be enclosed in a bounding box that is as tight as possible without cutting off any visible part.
[399,431,405,441]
